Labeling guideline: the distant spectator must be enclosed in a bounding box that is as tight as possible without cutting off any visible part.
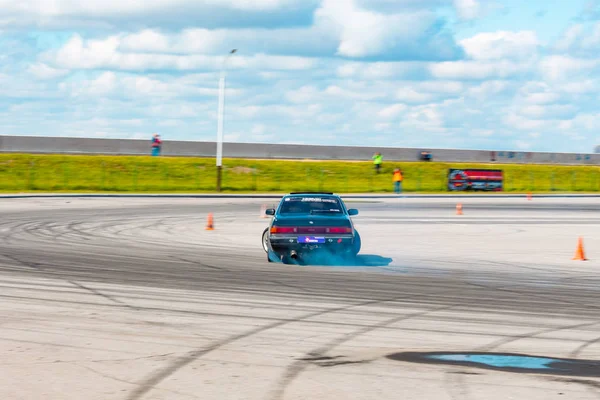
[151,134,162,156]
[419,151,432,161]
[372,152,382,173]
[393,168,403,194]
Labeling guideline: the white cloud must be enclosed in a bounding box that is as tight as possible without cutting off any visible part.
[539,55,599,80]
[285,85,319,103]
[418,80,464,94]
[45,34,319,71]
[324,85,388,100]
[314,0,461,60]
[517,104,578,120]
[315,0,416,57]
[1,1,599,153]
[232,103,323,120]
[429,60,531,80]
[552,22,600,54]
[514,139,531,149]
[454,0,480,20]
[118,26,334,57]
[378,104,408,119]
[469,129,494,137]
[460,31,540,60]
[0,0,311,29]
[27,63,69,80]
[400,105,445,131]
[504,113,549,130]
[0,0,300,14]
[58,71,243,100]
[553,24,584,52]
[374,122,391,131]
[336,61,424,80]
[59,71,117,96]
[467,80,511,99]
[556,80,598,94]
[396,88,434,103]
[120,29,172,52]
[515,82,561,104]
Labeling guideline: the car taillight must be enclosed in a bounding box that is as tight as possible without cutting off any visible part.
[326,227,353,234]
[270,226,298,234]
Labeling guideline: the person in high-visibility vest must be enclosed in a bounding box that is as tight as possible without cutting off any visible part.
[372,152,383,173]
[393,168,403,194]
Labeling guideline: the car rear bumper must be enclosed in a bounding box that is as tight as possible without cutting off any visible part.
[269,235,355,253]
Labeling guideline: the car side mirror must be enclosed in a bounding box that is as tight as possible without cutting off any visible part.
[348,209,359,216]
[265,208,275,216]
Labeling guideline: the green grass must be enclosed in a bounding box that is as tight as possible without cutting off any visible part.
[0,153,599,193]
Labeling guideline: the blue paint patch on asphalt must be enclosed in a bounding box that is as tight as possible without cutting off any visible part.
[427,354,564,370]
[386,351,600,377]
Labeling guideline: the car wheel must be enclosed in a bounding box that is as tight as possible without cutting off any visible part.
[262,227,269,253]
[352,230,361,255]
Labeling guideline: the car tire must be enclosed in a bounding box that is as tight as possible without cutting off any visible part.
[262,227,269,253]
[352,230,361,255]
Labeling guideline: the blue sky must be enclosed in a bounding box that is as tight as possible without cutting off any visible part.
[0,0,599,153]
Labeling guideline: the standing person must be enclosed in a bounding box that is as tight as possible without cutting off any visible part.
[372,152,382,174]
[151,133,162,156]
[393,168,403,194]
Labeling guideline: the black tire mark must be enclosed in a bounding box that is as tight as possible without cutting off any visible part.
[428,279,600,400]
[125,288,463,400]
[171,256,231,272]
[477,320,600,353]
[268,302,462,400]
[76,363,201,400]
[461,280,600,354]
[570,336,600,359]
[444,370,470,400]
[68,280,136,309]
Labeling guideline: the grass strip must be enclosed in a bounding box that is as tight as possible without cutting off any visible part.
[0,153,599,193]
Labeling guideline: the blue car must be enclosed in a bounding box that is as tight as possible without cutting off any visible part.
[261,192,361,264]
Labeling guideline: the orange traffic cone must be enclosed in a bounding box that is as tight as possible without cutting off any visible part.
[573,237,587,261]
[527,192,532,201]
[260,204,267,218]
[456,203,463,215]
[205,213,214,230]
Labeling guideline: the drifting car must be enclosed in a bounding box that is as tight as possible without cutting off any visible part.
[261,192,361,263]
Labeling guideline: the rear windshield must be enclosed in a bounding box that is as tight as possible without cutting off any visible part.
[279,196,343,214]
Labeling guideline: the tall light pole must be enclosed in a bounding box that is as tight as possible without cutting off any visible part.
[216,48,237,192]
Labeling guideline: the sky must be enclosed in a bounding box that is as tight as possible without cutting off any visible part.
[0,0,599,153]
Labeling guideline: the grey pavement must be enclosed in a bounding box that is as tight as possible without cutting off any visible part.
[1,197,600,399]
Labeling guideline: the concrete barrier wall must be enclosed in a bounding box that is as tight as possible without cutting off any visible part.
[0,135,599,165]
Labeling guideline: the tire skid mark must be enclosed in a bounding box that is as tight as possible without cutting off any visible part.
[444,371,470,400]
[1,253,49,270]
[1,252,142,314]
[267,301,463,400]
[172,256,315,294]
[570,336,600,359]
[0,220,36,244]
[67,280,137,309]
[3,214,246,260]
[446,281,600,399]
[125,288,462,400]
[171,256,231,272]
[6,288,600,345]
[3,201,600,400]
[476,319,600,353]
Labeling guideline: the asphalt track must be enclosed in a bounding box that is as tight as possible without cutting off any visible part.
[2,196,600,400]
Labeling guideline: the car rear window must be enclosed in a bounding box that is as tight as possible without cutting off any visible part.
[279,196,343,214]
